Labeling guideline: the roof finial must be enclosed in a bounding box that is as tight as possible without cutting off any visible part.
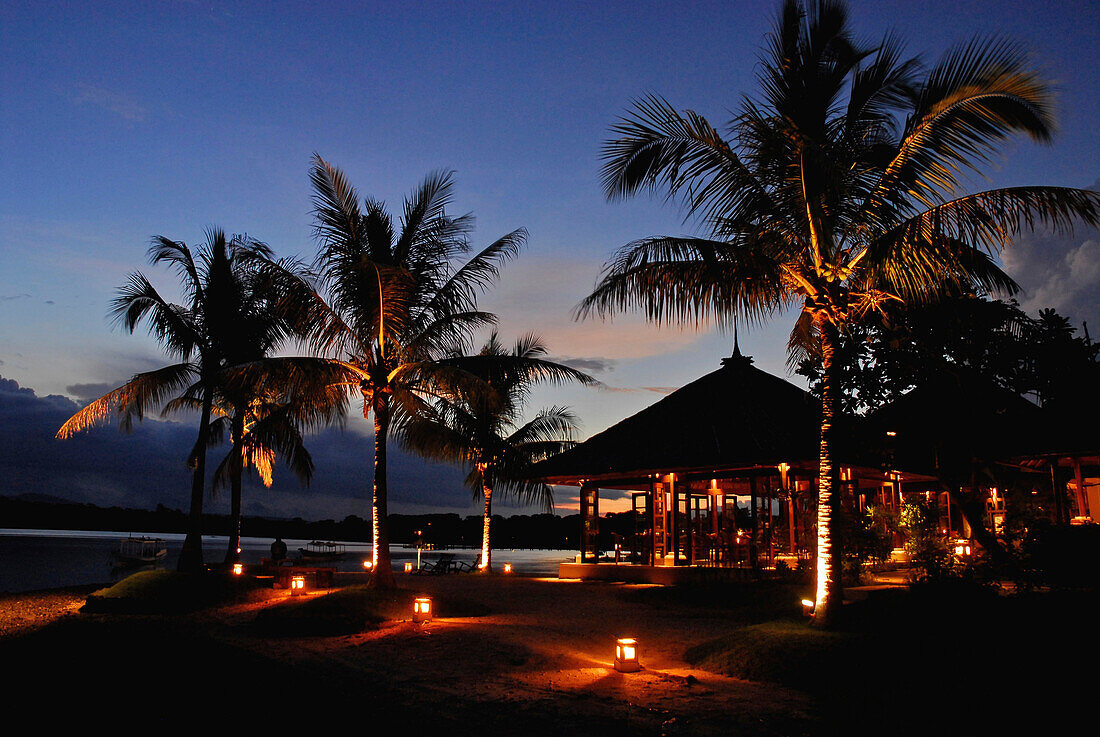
[722,315,753,367]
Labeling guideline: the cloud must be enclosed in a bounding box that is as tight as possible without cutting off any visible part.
[597,384,678,395]
[72,84,149,122]
[1001,185,1100,331]
[549,356,617,374]
[65,382,121,404]
[0,374,478,520]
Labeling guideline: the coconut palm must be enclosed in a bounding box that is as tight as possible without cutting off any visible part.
[57,229,288,572]
[300,155,527,587]
[206,383,341,563]
[580,0,1100,626]
[405,332,594,571]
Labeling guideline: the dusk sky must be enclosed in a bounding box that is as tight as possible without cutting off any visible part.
[2,1,1097,520]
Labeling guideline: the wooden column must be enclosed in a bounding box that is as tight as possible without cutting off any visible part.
[580,482,599,563]
[749,475,759,573]
[1073,457,1090,519]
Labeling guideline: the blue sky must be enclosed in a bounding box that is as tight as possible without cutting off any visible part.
[1,1,1097,518]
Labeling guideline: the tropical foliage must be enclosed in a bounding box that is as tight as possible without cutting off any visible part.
[292,155,529,587]
[57,230,307,571]
[796,296,1099,415]
[580,0,1100,625]
[404,332,594,570]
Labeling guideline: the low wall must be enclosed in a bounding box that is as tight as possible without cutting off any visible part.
[558,562,754,584]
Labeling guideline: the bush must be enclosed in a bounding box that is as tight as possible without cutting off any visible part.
[252,585,493,636]
[1019,523,1100,590]
[82,570,267,614]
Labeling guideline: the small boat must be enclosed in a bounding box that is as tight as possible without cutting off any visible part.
[297,540,346,561]
[113,536,168,566]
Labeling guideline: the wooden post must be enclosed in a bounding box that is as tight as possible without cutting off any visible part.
[749,475,759,574]
[788,481,797,555]
[1073,457,1090,519]
[580,482,599,563]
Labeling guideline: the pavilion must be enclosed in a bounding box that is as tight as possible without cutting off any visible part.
[534,347,937,583]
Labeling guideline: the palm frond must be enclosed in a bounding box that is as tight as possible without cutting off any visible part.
[56,362,198,438]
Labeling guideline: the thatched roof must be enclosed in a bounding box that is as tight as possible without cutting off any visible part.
[864,370,1051,477]
[534,350,874,485]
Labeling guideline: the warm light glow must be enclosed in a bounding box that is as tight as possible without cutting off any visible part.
[801,599,815,617]
[886,430,897,437]
[291,575,306,595]
[404,562,414,572]
[413,596,432,623]
[614,637,641,672]
[503,563,512,573]
[232,563,243,576]
[778,462,791,489]
[363,560,373,569]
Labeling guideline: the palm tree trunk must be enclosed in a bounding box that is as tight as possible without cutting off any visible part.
[178,388,213,573]
[481,479,493,572]
[224,409,245,565]
[813,320,843,628]
[370,398,396,588]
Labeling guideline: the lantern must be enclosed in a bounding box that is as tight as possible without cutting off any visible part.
[404,562,414,573]
[413,596,432,623]
[503,563,513,573]
[801,599,815,617]
[615,637,641,672]
[232,563,243,576]
[290,574,306,595]
[363,560,374,570]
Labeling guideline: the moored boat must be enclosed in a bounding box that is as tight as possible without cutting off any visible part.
[297,540,346,561]
[112,536,168,566]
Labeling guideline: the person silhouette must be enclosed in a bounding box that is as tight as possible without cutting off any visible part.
[271,537,287,561]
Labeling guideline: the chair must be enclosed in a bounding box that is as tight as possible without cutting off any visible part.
[412,553,456,575]
[454,554,481,572]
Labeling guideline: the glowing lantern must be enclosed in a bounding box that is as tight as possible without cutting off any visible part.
[801,599,815,617]
[615,637,641,672]
[363,560,373,570]
[503,563,513,573]
[232,563,243,576]
[404,562,414,573]
[290,575,306,595]
[413,596,432,623]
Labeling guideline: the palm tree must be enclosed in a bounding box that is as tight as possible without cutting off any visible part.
[580,0,1100,626]
[206,384,340,563]
[405,332,594,571]
[300,155,527,587]
[57,229,286,572]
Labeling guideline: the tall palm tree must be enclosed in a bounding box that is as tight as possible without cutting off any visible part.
[57,229,286,572]
[580,0,1100,626]
[300,155,527,587]
[405,332,594,571]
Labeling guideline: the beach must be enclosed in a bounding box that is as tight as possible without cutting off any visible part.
[0,573,817,735]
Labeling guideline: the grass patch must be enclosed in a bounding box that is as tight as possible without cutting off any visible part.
[82,570,267,614]
[253,585,493,636]
[686,620,868,692]
[620,580,809,623]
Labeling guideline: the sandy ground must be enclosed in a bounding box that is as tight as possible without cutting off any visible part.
[0,584,100,637]
[0,574,820,735]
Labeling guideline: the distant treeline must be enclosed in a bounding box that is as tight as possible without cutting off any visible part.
[0,496,640,550]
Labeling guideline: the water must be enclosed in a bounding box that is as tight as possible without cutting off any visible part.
[0,528,575,593]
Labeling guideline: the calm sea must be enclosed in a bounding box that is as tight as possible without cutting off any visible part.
[0,528,574,594]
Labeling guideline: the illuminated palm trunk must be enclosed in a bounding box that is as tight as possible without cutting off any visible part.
[370,398,396,588]
[480,473,493,572]
[224,409,245,565]
[813,320,842,627]
[178,387,213,573]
